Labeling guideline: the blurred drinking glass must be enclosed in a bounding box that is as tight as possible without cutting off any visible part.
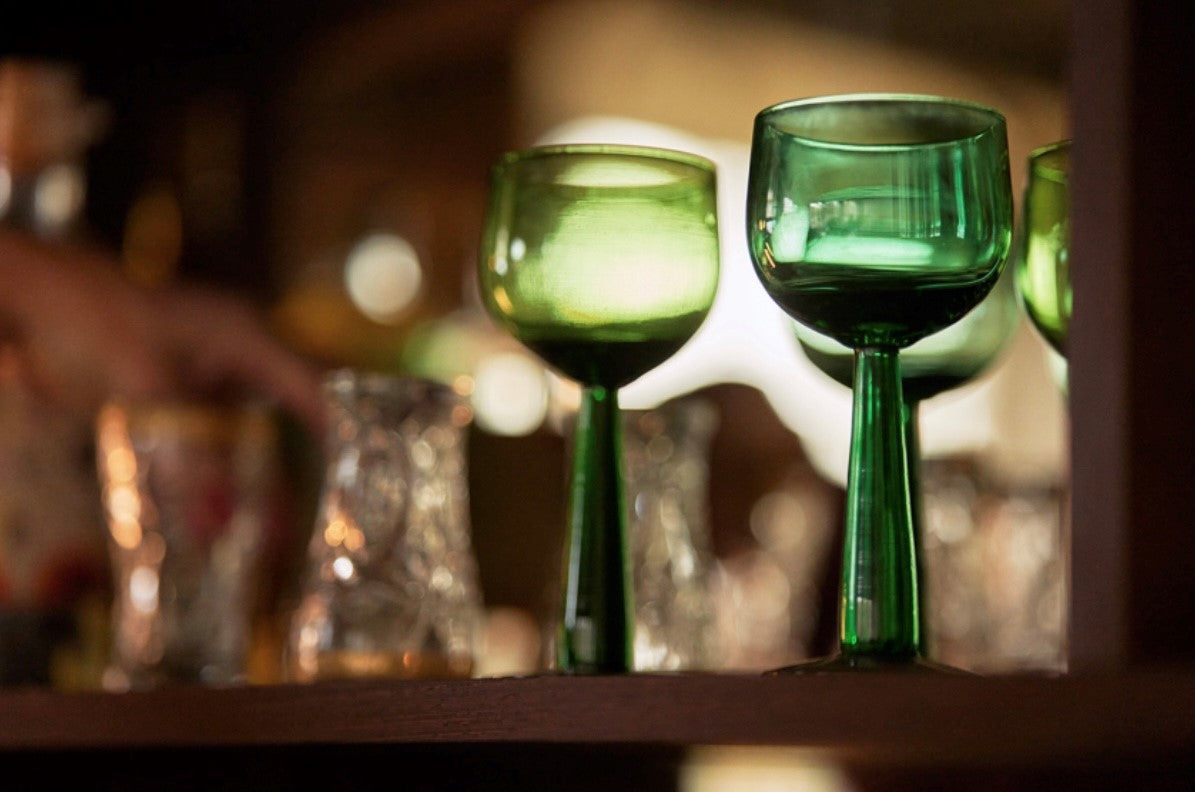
[623,396,721,671]
[286,370,483,681]
[95,398,279,689]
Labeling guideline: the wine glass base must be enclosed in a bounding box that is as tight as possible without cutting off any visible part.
[765,654,975,675]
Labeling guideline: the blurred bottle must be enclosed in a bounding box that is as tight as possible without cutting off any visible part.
[0,57,113,688]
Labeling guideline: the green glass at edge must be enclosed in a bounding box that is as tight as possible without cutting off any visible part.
[1017,139,1071,359]
[478,144,720,673]
[746,94,1013,671]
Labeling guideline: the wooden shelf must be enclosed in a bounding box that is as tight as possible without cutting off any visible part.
[4,670,1191,768]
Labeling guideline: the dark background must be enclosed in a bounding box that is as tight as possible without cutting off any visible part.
[3,0,1068,278]
[3,1,379,294]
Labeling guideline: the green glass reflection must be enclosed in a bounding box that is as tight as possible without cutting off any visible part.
[1017,139,1070,358]
[797,265,1018,404]
[479,144,720,673]
[746,94,1013,671]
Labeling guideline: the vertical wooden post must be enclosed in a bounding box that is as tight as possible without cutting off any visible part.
[1068,0,1195,670]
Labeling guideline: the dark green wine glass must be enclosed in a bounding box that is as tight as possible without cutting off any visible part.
[793,262,1019,658]
[746,94,1013,671]
[478,144,720,674]
[1017,139,1071,360]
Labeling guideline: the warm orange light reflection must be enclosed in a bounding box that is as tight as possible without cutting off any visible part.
[451,404,475,427]
[105,446,137,482]
[105,484,139,522]
[108,516,142,550]
[323,517,348,547]
[343,527,365,552]
[98,407,146,551]
[491,285,514,315]
[451,374,474,396]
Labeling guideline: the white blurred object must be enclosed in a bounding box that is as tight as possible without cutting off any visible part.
[682,746,856,792]
[475,606,543,678]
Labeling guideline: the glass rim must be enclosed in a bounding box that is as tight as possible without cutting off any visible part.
[753,92,1007,151]
[98,396,275,420]
[324,367,459,398]
[1029,138,1070,184]
[492,142,716,177]
[97,399,277,444]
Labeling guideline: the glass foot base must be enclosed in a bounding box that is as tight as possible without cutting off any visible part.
[765,654,975,675]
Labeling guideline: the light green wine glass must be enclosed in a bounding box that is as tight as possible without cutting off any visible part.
[746,94,1013,671]
[793,262,1019,657]
[478,144,720,674]
[1017,139,1071,361]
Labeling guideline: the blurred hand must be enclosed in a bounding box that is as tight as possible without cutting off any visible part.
[0,229,325,433]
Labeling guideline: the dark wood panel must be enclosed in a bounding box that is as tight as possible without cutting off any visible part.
[1069,0,1195,669]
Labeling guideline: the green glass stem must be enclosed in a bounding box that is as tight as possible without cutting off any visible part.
[559,385,633,673]
[903,397,930,653]
[841,346,921,660]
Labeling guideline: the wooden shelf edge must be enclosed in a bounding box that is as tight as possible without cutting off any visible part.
[2,669,1191,767]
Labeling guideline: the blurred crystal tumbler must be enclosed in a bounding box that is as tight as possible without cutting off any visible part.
[623,397,720,671]
[95,399,279,689]
[286,370,483,682]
